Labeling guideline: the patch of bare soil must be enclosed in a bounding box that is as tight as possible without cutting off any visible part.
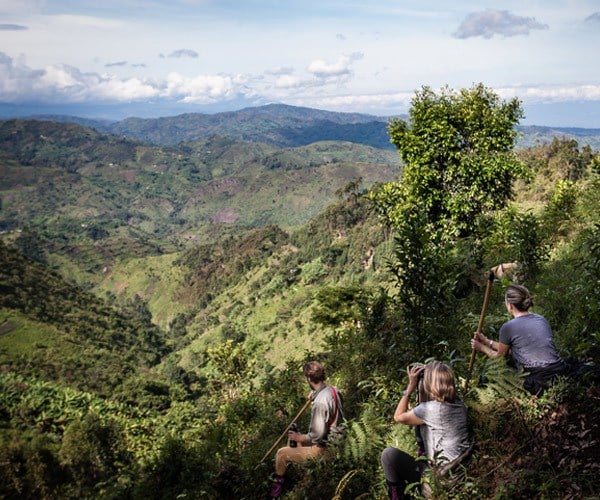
[211,208,240,223]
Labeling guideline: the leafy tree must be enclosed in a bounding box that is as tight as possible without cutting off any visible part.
[335,177,364,200]
[368,84,527,356]
[372,83,526,237]
[312,285,371,328]
[58,413,132,495]
[547,137,593,181]
[13,228,47,264]
[205,339,255,400]
[134,435,216,499]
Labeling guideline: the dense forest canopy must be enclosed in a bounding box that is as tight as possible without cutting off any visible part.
[1,85,599,499]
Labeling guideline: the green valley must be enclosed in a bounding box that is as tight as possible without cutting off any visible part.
[1,90,599,499]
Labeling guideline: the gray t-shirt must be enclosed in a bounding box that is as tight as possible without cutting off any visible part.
[413,399,469,464]
[499,313,562,369]
[307,384,344,446]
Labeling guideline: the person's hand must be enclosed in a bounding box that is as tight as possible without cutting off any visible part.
[406,364,425,392]
[288,430,301,442]
[472,331,487,343]
[471,338,484,352]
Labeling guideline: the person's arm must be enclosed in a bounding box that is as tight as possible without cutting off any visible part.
[394,365,425,426]
[287,390,318,445]
[289,401,328,445]
[471,332,509,359]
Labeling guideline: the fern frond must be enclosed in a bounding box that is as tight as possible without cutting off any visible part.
[468,358,526,407]
[342,408,387,464]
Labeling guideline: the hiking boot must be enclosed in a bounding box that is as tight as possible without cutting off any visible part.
[268,474,285,498]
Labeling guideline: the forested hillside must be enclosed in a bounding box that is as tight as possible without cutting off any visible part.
[1,87,599,499]
[0,119,399,286]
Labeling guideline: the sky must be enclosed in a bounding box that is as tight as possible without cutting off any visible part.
[0,0,599,126]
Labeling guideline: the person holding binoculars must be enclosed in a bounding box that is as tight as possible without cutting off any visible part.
[380,361,470,499]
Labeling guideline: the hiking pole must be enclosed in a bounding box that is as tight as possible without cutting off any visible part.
[468,270,495,373]
[258,398,312,465]
[467,262,518,373]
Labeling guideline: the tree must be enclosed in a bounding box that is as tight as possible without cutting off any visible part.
[14,228,47,264]
[368,84,527,356]
[58,413,131,494]
[371,83,526,237]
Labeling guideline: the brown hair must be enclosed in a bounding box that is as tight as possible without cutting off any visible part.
[303,361,326,383]
[420,361,457,403]
[505,285,533,312]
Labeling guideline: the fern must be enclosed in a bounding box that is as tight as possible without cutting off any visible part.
[464,358,529,443]
[341,408,387,463]
[467,358,526,407]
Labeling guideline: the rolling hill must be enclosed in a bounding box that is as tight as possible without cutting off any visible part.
[25,103,600,150]
[0,118,400,285]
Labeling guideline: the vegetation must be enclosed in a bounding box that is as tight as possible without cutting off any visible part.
[0,89,599,499]
[0,118,399,286]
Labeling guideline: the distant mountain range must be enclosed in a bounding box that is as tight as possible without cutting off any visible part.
[17,103,600,150]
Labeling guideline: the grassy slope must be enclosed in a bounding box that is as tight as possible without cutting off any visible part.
[97,252,188,329]
[0,309,65,356]
[0,241,168,395]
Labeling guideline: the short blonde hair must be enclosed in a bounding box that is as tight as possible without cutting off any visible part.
[420,361,457,403]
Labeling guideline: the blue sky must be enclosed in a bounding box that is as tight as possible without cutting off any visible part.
[1,0,599,126]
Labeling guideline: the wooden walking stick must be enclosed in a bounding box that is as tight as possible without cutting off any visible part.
[258,398,312,465]
[468,270,495,373]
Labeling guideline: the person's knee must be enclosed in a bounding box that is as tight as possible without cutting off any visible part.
[274,448,287,473]
[275,448,288,466]
[381,446,396,467]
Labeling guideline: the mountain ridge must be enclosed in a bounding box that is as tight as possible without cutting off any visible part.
[8,103,600,149]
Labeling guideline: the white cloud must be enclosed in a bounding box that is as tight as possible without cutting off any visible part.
[92,75,159,101]
[0,52,240,104]
[0,53,152,103]
[306,91,414,111]
[274,75,305,89]
[454,10,549,39]
[307,52,363,79]
[496,84,600,103]
[164,72,241,103]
